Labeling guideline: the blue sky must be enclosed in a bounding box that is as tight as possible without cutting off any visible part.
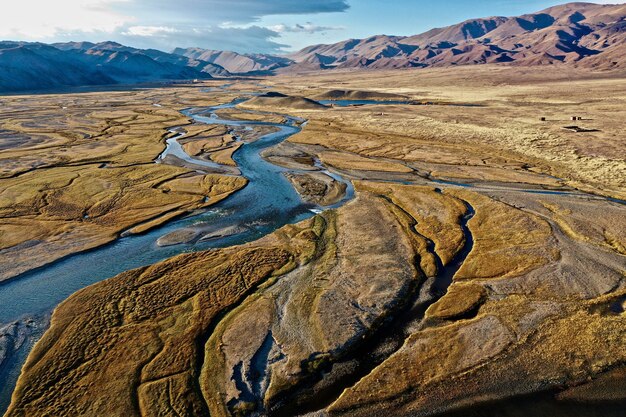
[1,0,620,53]
[259,0,609,50]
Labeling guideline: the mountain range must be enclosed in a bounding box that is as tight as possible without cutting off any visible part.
[0,41,239,93]
[172,48,292,75]
[286,2,626,71]
[0,2,624,93]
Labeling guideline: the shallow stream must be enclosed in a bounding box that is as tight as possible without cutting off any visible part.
[0,94,352,413]
[0,93,623,415]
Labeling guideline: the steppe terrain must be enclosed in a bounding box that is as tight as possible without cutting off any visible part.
[2,65,625,417]
[0,87,250,281]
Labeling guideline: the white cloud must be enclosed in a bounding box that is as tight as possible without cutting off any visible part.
[121,0,350,24]
[0,0,349,52]
[0,0,132,39]
[269,22,344,34]
[117,25,289,53]
[123,26,179,37]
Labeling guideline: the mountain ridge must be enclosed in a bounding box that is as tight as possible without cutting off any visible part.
[0,41,226,93]
[171,47,293,75]
[286,2,626,71]
[1,2,624,93]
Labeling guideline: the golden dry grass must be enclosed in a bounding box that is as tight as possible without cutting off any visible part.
[272,66,626,200]
[3,67,626,417]
[0,87,248,281]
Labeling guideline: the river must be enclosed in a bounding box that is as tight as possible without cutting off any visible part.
[0,92,623,415]
[0,94,352,413]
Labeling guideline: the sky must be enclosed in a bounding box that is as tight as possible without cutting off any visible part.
[1,0,621,54]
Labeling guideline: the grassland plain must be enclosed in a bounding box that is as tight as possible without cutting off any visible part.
[0,86,249,281]
[3,66,626,417]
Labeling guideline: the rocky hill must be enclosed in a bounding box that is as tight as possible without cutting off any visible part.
[171,47,293,74]
[1,2,624,93]
[55,41,230,78]
[287,2,626,71]
[0,41,222,93]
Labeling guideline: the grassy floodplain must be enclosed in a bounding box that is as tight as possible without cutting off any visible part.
[0,86,249,282]
[2,66,626,417]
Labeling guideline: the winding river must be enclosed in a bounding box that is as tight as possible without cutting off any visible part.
[1,91,624,415]
[0,94,353,413]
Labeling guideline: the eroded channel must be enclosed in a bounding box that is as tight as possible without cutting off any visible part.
[269,194,477,417]
[1,93,623,416]
[0,94,352,414]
